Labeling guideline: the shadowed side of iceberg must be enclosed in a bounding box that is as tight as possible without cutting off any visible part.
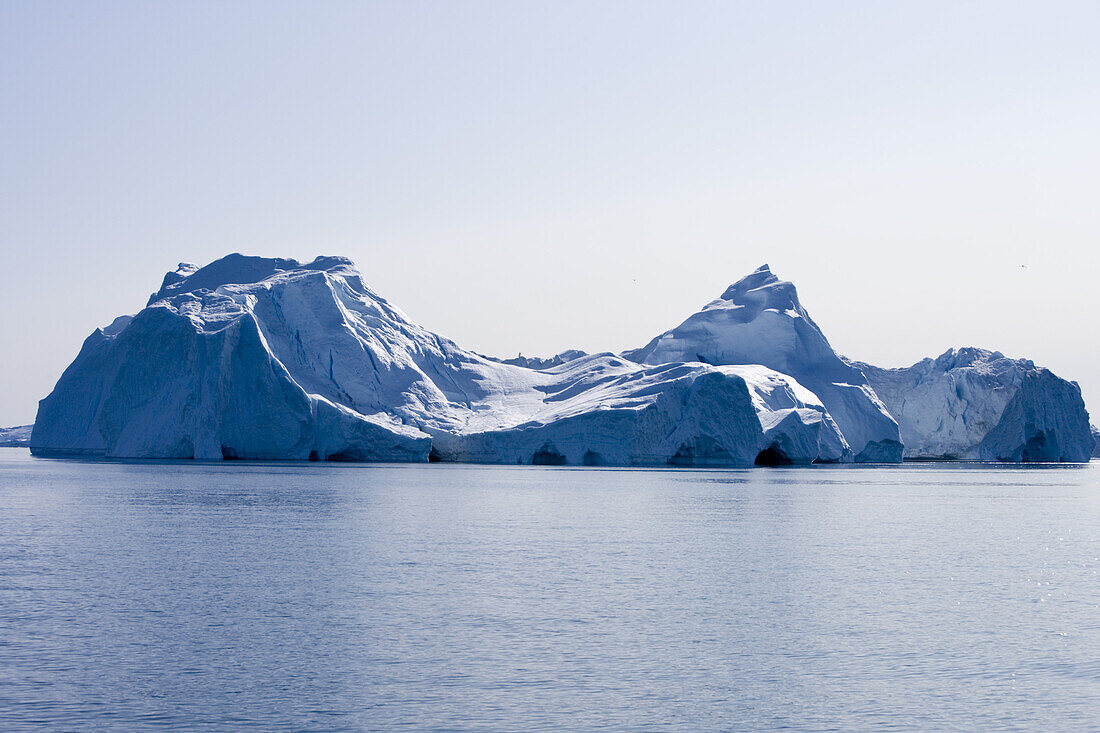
[977,370,1093,462]
[30,302,430,461]
[853,348,1093,463]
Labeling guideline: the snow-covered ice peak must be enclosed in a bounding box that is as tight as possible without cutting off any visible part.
[712,264,802,318]
[148,254,360,306]
[718,263,777,298]
[624,264,902,462]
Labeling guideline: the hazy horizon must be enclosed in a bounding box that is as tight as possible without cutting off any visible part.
[3,1,1098,425]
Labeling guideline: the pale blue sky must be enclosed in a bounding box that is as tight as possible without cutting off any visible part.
[2,1,1098,424]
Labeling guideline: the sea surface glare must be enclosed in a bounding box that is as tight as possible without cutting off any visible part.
[0,449,1098,731]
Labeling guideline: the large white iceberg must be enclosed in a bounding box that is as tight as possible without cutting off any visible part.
[623,265,902,462]
[32,255,1092,464]
[853,348,1093,462]
[31,255,849,465]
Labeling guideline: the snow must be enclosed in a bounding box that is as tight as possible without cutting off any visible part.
[32,255,847,465]
[623,264,902,462]
[854,348,1094,462]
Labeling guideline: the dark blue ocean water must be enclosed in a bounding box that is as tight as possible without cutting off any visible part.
[0,449,1097,731]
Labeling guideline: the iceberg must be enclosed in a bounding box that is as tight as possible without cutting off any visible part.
[1092,425,1100,459]
[853,348,1093,462]
[623,265,902,462]
[31,255,847,465]
[31,255,1090,465]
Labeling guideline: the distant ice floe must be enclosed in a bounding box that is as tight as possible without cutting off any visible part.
[0,425,31,447]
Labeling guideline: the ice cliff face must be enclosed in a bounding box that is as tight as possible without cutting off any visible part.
[623,265,902,462]
[854,348,1093,462]
[31,255,849,465]
[1092,425,1100,459]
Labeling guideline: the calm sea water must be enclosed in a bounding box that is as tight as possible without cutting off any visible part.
[0,449,1097,732]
